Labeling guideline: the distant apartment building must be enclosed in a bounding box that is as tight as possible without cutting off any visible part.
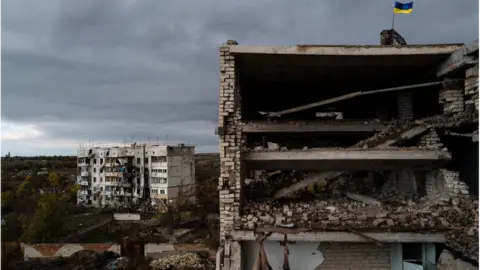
[76,143,195,207]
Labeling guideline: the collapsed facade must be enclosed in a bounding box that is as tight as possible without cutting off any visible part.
[217,40,479,269]
[77,144,195,207]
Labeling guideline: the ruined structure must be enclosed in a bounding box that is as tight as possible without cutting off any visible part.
[217,40,479,269]
[77,144,195,207]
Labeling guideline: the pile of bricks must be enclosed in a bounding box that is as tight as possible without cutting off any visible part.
[439,79,465,115]
[464,64,479,112]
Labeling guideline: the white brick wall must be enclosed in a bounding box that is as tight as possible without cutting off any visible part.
[439,79,465,115]
[464,64,479,112]
[419,129,443,149]
[218,40,244,239]
[317,243,391,270]
[440,169,470,198]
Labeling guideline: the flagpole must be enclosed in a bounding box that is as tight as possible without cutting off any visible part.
[392,12,395,30]
[391,0,396,30]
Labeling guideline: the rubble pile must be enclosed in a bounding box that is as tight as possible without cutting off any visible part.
[356,120,416,148]
[445,199,479,263]
[240,196,477,233]
[149,253,214,270]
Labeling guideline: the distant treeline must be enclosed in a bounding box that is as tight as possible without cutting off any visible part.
[1,153,220,171]
[2,156,77,171]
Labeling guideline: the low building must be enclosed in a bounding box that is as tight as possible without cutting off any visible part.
[76,143,195,207]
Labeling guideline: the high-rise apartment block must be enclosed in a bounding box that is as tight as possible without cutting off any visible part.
[76,144,195,207]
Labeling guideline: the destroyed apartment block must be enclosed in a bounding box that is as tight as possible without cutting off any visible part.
[217,40,479,269]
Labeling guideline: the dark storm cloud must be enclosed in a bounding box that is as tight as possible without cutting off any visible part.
[1,0,478,155]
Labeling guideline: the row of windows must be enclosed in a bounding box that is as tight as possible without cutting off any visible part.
[152,169,167,173]
[151,189,166,194]
[80,156,168,165]
[151,177,167,184]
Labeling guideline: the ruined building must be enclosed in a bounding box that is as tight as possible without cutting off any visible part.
[216,40,479,269]
[77,144,195,207]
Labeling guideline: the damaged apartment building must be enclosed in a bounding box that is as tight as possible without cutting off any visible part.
[77,144,195,207]
[216,40,479,269]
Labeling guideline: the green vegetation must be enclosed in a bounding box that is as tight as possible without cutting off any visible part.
[1,172,78,243]
[1,156,76,171]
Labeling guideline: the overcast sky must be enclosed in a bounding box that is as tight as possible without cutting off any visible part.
[1,0,478,156]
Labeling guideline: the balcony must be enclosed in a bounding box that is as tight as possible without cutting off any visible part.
[78,180,89,186]
[105,172,123,177]
[118,182,131,187]
[78,190,88,195]
[151,172,167,178]
[151,194,168,199]
[80,171,90,177]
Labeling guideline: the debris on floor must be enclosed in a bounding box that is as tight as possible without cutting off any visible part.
[149,252,215,270]
[240,196,478,232]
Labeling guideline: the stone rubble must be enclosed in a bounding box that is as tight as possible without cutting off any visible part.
[445,198,479,263]
[240,195,477,233]
[149,253,215,270]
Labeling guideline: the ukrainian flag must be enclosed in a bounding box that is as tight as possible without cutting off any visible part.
[394,1,413,14]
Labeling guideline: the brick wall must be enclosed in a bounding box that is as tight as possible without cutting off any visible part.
[464,64,479,112]
[440,169,470,199]
[317,243,391,270]
[381,170,416,198]
[439,79,465,115]
[425,169,471,200]
[419,129,443,149]
[396,91,414,120]
[218,40,244,239]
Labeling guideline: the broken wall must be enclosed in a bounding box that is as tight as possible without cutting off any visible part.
[218,40,244,239]
[242,242,390,270]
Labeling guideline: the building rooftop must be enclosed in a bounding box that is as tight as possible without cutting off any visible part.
[228,43,464,56]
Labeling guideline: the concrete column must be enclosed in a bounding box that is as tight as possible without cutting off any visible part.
[396,91,414,120]
[222,241,242,270]
[439,79,464,115]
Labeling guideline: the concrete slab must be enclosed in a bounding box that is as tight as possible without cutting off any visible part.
[437,40,479,77]
[244,148,451,161]
[243,149,451,170]
[229,44,463,56]
[231,231,446,243]
[242,121,386,133]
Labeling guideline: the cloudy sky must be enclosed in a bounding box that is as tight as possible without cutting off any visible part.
[1,0,478,156]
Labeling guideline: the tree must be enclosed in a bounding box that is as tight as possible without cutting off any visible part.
[20,193,68,243]
[48,172,61,188]
[2,172,78,243]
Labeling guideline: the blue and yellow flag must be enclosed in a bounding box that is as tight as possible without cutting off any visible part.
[394,1,413,14]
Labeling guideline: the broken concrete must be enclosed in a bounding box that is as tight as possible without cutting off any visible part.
[437,250,478,270]
[240,196,477,232]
